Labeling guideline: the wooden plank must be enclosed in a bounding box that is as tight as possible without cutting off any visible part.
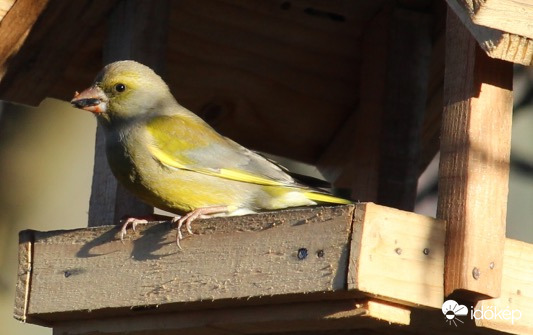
[377,8,432,211]
[474,239,533,334]
[437,10,513,298]
[89,0,170,226]
[447,0,533,66]
[349,203,445,308]
[0,0,118,105]
[19,202,495,332]
[454,0,533,40]
[52,299,407,335]
[316,8,390,202]
[17,206,355,323]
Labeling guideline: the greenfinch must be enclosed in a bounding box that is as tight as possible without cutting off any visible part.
[71,60,351,246]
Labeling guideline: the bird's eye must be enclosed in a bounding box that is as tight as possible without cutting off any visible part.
[114,83,126,92]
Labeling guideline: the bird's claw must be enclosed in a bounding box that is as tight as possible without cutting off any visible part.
[172,213,200,249]
[119,218,148,243]
[171,206,228,249]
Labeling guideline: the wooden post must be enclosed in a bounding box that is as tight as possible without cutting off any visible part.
[438,10,513,299]
[316,9,389,202]
[318,7,432,211]
[88,0,169,227]
[376,8,431,211]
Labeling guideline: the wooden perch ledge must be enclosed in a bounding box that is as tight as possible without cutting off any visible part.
[14,203,533,334]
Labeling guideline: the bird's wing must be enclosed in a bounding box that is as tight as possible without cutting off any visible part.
[145,114,298,187]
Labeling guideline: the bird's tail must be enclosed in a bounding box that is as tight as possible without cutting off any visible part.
[303,191,353,205]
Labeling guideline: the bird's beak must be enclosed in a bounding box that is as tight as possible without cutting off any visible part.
[71,86,108,114]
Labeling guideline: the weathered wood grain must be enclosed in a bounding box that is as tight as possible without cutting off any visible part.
[349,203,446,308]
[19,206,355,322]
[438,10,512,298]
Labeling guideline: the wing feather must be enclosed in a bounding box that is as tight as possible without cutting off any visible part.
[146,115,297,187]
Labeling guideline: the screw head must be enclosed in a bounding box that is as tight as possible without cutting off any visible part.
[297,248,308,260]
[472,267,480,280]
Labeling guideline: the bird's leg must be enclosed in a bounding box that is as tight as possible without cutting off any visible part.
[171,206,228,248]
[119,214,173,243]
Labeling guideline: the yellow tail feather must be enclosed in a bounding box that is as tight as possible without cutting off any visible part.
[303,192,352,205]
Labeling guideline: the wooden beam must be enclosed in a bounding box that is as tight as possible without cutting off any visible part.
[318,6,434,209]
[0,0,118,105]
[16,206,356,323]
[349,203,445,308]
[419,2,446,174]
[453,0,533,40]
[89,0,169,226]
[446,0,533,66]
[316,8,389,202]
[474,239,533,334]
[376,8,432,211]
[438,10,513,299]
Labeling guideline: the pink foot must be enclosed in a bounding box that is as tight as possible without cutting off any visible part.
[119,214,171,243]
[171,206,228,249]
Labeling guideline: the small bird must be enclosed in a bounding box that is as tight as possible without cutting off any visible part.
[71,60,351,246]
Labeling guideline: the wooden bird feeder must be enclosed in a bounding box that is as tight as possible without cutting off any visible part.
[3,0,532,334]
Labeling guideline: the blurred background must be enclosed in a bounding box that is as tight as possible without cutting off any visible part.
[0,66,532,335]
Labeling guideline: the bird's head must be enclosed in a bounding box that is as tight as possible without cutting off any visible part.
[71,60,172,127]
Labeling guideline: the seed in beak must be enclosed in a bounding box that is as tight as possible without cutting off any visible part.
[71,98,102,109]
